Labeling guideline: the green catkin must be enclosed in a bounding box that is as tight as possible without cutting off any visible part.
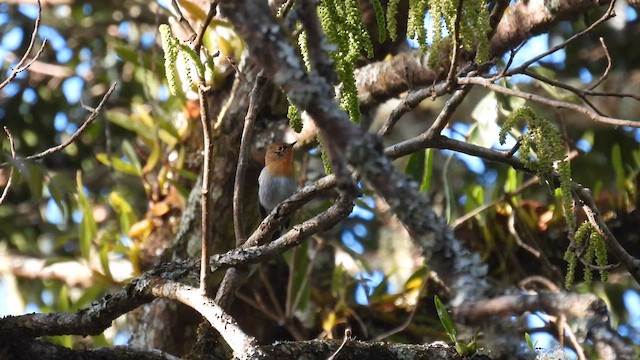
[317,135,332,175]
[499,107,608,288]
[370,0,386,43]
[386,0,400,41]
[159,25,180,96]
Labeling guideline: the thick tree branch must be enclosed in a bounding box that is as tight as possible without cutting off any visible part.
[150,280,263,359]
[355,0,612,106]
[453,291,633,359]
[0,339,183,360]
[0,188,353,346]
[217,0,489,305]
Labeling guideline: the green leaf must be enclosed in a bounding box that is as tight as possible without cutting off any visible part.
[22,163,44,200]
[420,149,434,192]
[143,138,162,174]
[284,242,311,312]
[96,153,141,176]
[99,236,113,281]
[76,172,96,261]
[48,174,72,223]
[121,140,142,175]
[331,265,349,296]
[58,285,70,312]
[109,191,136,235]
[405,150,425,183]
[106,110,155,142]
[612,143,626,191]
[442,153,455,223]
[403,265,428,292]
[504,167,520,193]
[51,335,73,348]
[524,332,534,350]
[434,295,457,342]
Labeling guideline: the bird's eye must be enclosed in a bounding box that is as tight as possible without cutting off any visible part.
[277,146,284,151]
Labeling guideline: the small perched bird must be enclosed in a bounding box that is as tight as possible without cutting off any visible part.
[258,142,297,220]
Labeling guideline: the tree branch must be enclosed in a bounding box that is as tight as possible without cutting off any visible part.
[0,0,47,91]
[0,127,16,204]
[233,72,267,246]
[355,0,612,107]
[0,82,118,167]
[456,76,640,127]
[198,83,214,296]
[150,280,263,359]
[217,0,490,305]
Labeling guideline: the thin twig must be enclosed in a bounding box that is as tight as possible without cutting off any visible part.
[258,267,286,319]
[574,184,640,283]
[380,82,469,137]
[194,0,218,54]
[288,238,324,317]
[445,0,464,88]
[505,136,522,158]
[578,256,619,271]
[451,150,578,229]
[235,292,281,322]
[505,1,616,76]
[422,86,471,140]
[557,314,587,360]
[521,69,606,116]
[216,71,268,310]
[373,271,429,341]
[587,37,612,91]
[0,82,118,167]
[489,41,526,81]
[170,0,197,41]
[507,209,541,258]
[233,72,267,246]
[0,127,16,204]
[379,82,448,136]
[327,328,351,360]
[198,83,214,296]
[518,275,560,292]
[457,76,640,128]
[0,0,46,91]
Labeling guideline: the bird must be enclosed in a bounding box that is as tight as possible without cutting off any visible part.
[258,142,297,224]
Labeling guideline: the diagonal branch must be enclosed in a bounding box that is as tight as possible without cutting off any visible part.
[0,127,16,204]
[150,280,263,358]
[0,0,47,91]
[0,82,118,167]
[217,0,490,305]
[194,0,218,53]
[233,72,267,246]
[456,76,640,128]
[355,0,613,107]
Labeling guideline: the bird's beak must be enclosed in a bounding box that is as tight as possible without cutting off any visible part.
[288,141,297,147]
